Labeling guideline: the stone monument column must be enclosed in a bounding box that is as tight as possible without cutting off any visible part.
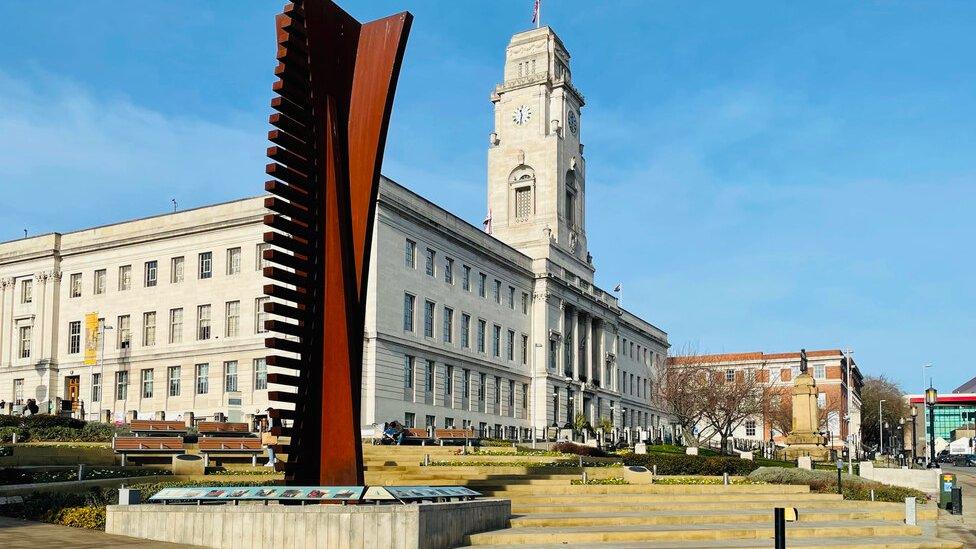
[784,349,829,461]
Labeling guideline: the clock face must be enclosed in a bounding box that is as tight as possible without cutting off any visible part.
[512,105,532,125]
[568,111,578,135]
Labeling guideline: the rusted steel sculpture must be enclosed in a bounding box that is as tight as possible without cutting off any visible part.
[261,0,411,486]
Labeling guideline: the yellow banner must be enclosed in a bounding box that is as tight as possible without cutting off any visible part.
[84,313,100,366]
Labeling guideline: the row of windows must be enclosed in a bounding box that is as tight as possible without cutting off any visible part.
[51,298,269,359]
[404,239,530,314]
[50,244,269,301]
[620,336,656,367]
[401,412,529,441]
[403,355,528,410]
[722,364,830,383]
[402,294,529,365]
[9,359,268,406]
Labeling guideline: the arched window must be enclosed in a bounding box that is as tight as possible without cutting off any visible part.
[509,165,535,223]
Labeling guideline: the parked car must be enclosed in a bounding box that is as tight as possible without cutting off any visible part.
[952,454,976,467]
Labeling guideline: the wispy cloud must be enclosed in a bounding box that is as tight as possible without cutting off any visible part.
[0,69,266,239]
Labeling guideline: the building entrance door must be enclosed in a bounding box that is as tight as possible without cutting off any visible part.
[64,376,80,411]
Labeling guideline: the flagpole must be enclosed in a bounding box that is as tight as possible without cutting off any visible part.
[537,0,541,28]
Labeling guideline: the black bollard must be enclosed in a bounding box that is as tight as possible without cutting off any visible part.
[774,507,786,549]
[951,487,963,516]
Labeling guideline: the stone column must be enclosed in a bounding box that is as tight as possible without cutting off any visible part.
[570,308,579,381]
[0,278,9,369]
[595,320,604,388]
[585,315,594,385]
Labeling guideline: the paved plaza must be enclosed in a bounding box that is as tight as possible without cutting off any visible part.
[0,516,198,548]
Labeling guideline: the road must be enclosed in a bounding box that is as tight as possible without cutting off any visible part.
[937,464,976,545]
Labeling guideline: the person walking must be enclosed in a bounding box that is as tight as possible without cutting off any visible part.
[262,408,280,467]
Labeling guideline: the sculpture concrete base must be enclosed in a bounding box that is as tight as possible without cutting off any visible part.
[106,499,510,549]
[783,441,830,462]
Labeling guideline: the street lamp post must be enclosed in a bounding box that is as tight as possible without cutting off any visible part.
[922,363,933,392]
[910,405,918,466]
[844,348,854,474]
[898,418,905,465]
[97,322,113,423]
[879,399,886,455]
[925,386,938,467]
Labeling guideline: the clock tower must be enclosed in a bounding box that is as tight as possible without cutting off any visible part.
[487,27,592,281]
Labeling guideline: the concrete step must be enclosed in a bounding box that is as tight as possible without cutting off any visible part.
[478,483,810,495]
[511,500,939,520]
[486,493,844,504]
[466,521,923,545]
[364,465,585,474]
[463,536,963,549]
[366,475,572,484]
[508,508,930,528]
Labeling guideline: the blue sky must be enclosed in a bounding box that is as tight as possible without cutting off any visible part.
[1,1,973,394]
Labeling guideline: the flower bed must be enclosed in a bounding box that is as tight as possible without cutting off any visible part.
[651,476,766,485]
[572,477,629,485]
[0,466,170,486]
[0,479,278,530]
[428,459,621,468]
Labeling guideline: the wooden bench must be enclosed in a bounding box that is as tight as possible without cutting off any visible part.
[197,422,251,437]
[113,436,185,466]
[129,420,187,436]
[198,437,264,466]
[434,428,475,445]
[403,428,432,445]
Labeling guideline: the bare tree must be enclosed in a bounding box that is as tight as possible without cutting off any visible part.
[657,345,711,447]
[766,387,794,438]
[698,364,774,453]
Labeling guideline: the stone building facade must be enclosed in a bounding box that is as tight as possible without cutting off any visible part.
[0,26,670,439]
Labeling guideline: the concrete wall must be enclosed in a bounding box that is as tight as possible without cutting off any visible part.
[859,461,941,493]
[106,499,510,549]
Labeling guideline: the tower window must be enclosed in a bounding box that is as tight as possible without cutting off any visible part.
[515,187,532,221]
[565,189,575,227]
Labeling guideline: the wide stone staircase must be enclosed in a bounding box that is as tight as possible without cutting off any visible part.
[362,445,962,548]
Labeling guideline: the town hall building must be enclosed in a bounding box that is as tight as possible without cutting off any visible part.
[0,27,671,440]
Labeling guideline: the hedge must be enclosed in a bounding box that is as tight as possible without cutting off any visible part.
[747,467,929,503]
[551,442,608,458]
[622,453,760,476]
[0,416,119,442]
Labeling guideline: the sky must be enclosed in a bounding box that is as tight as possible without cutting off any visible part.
[0,1,973,395]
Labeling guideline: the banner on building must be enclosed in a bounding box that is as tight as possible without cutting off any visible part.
[84,313,100,365]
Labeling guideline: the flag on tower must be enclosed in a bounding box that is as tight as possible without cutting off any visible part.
[532,0,541,27]
[483,209,493,234]
[613,283,622,292]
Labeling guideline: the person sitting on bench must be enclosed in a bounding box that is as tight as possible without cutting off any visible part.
[383,421,405,446]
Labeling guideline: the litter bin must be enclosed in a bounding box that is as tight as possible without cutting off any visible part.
[938,473,956,510]
[950,487,963,515]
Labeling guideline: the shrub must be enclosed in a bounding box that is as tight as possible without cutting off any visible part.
[0,415,85,429]
[552,442,608,458]
[0,426,29,443]
[28,426,82,442]
[77,422,117,442]
[47,506,106,530]
[622,453,760,476]
[746,467,928,504]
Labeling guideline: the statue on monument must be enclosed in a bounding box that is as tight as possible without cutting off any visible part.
[783,348,830,461]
